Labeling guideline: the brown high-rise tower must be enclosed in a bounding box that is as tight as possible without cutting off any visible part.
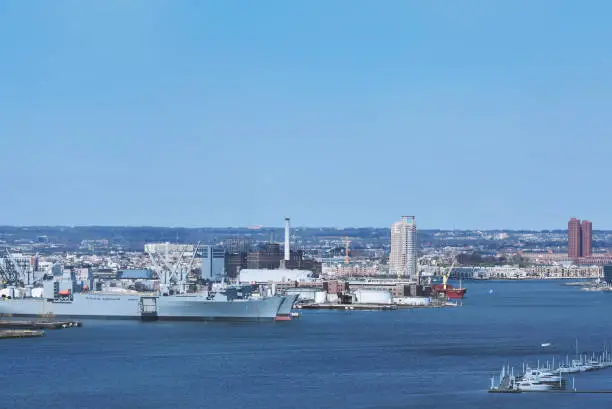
[568,217,593,258]
[568,218,582,258]
[581,220,592,257]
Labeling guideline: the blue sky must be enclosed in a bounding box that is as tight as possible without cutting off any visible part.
[1,1,611,229]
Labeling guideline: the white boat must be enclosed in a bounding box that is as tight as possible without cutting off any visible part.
[522,368,562,384]
[571,359,593,372]
[556,364,581,374]
[587,359,604,369]
[541,342,551,347]
[517,380,553,392]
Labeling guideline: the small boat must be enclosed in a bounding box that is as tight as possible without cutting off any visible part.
[556,364,580,374]
[522,368,563,384]
[541,343,551,348]
[586,359,603,369]
[571,359,593,372]
[516,380,553,392]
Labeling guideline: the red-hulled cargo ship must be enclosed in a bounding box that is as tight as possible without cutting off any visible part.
[431,283,467,299]
[433,261,467,299]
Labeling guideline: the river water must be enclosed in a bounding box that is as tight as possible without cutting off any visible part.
[2,280,612,409]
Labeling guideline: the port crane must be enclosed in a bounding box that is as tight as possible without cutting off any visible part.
[0,253,21,285]
[441,260,457,290]
[0,250,36,286]
[148,242,201,293]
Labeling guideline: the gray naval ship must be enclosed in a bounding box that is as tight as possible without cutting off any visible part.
[0,276,293,322]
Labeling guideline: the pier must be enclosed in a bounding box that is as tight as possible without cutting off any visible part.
[0,320,82,330]
[489,389,612,394]
[0,329,44,339]
[297,303,398,311]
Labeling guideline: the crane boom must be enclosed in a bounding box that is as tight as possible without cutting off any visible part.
[442,261,456,290]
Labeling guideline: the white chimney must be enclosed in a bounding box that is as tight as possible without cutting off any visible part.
[284,217,290,261]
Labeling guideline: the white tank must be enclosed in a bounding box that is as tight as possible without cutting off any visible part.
[314,291,327,304]
[353,289,392,304]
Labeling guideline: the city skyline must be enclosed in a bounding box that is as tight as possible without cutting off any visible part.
[1,2,612,229]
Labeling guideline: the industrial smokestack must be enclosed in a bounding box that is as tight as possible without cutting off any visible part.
[284,217,290,262]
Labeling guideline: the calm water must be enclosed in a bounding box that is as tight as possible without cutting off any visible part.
[3,280,612,409]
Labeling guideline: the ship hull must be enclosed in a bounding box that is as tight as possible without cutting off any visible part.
[276,294,298,320]
[0,293,285,321]
[445,289,467,299]
[432,284,467,299]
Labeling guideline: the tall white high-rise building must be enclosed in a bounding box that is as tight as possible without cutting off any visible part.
[389,216,417,278]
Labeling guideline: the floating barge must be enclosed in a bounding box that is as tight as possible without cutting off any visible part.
[0,329,44,339]
[0,320,82,330]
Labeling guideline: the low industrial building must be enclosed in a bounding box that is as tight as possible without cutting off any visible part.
[238,268,314,284]
[352,289,393,304]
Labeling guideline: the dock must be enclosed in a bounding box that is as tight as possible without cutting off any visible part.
[0,320,82,330]
[0,330,44,339]
[297,304,398,311]
[488,389,522,394]
[489,390,612,394]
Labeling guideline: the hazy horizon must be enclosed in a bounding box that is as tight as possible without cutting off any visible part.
[0,224,596,232]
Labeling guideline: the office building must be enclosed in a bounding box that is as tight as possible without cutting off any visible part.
[247,243,283,270]
[225,252,248,278]
[223,238,250,254]
[200,245,225,281]
[604,265,612,284]
[389,216,417,278]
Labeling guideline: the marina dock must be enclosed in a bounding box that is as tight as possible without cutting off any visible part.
[489,341,612,394]
[0,330,44,339]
